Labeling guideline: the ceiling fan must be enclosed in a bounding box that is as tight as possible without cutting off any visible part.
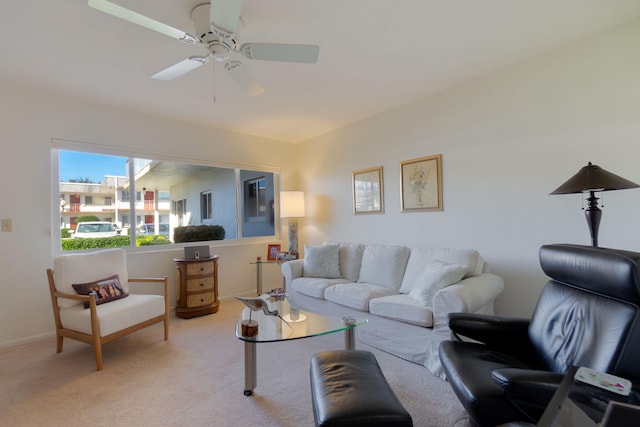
[88,0,320,96]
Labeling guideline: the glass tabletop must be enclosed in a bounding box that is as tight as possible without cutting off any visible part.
[235,294,367,343]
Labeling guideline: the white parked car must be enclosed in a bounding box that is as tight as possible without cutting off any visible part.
[137,223,170,237]
[73,221,121,238]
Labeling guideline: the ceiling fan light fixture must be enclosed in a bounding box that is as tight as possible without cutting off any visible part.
[209,42,230,62]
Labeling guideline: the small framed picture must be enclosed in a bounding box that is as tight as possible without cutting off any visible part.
[267,244,281,261]
[400,154,443,212]
[353,166,384,215]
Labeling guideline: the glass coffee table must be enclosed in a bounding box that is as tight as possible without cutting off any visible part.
[235,294,367,396]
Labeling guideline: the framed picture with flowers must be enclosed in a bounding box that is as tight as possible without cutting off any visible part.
[400,154,442,212]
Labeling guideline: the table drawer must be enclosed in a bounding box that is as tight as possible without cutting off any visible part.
[186,292,215,308]
[186,276,214,292]
[186,261,215,276]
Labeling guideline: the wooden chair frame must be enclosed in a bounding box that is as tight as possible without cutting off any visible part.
[47,269,169,371]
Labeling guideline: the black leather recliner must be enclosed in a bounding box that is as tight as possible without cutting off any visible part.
[439,244,640,427]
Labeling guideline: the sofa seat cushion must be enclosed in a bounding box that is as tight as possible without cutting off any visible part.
[369,294,434,327]
[59,294,165,337]
[325,283,397,311]
[291,277,351,299]
[358,245,411,291]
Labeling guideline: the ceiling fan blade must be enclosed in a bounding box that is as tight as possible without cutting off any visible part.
[210,0,244,37]
[225,61,264,96]
[151,56,209,80]
[239,43,319,64]
[88,0,198,44]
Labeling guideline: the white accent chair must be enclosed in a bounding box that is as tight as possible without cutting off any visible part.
[46,248,169,370]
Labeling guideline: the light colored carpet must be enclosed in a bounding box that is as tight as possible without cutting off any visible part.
[0,300,469,426]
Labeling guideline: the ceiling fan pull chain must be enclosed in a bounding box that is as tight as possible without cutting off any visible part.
[213,61,217,103]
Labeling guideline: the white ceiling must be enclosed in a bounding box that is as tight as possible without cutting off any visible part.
[1,1,639,143]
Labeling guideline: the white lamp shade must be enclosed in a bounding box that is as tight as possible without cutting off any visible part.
[280,191,306,218]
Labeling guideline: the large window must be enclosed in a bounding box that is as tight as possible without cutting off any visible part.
[56,148,277,250]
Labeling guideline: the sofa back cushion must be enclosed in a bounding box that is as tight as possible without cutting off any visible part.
[357,244,410,290]
[399,247,482,294]
[53,248,129,309]
[324,241,366,281]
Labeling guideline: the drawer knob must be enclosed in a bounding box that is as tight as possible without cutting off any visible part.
[200,282,204,287]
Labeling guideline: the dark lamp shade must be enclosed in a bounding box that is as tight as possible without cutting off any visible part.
[550,162,639,195]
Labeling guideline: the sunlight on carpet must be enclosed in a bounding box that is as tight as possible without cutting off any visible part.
[0,299,468,427]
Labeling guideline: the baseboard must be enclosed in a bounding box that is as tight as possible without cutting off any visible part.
[0,331,56,350]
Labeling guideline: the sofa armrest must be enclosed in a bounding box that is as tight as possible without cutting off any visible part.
[432,273,504,332]
[281,259,304,288]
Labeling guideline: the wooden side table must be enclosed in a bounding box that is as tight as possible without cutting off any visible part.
[174,256,219,319]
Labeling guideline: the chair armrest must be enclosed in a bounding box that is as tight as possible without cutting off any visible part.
[492,368,564,393]
[432,273,504,332]
[492,368,564,421]
[448,312,539,363]
[53,290,92,302]
[448,312,531,344]
[281,259,304,288]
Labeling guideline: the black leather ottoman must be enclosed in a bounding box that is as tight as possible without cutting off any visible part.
[310,350,413,427]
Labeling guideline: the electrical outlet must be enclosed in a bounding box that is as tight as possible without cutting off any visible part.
[1,218,12,232]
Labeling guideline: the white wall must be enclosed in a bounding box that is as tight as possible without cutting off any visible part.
[2,19,639,349]
[0,85,297,347]
[297,19,640,317]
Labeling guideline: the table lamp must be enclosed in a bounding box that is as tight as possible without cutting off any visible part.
[280,191,305,256]
[550,162,639,247]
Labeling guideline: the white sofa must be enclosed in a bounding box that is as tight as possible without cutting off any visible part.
[281,242,504,378]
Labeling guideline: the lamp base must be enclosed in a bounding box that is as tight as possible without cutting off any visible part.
[282,313,307,323]
[585,191,602,247]
[288,219,299,255]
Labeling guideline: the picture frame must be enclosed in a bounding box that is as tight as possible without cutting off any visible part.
[400,154,443,212]
[267,244,281,261]
[352,166,384,215]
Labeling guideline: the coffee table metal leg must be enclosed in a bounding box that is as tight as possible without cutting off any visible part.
[256,262,263,295]
[244,341,257,396]
[345,326,355,350]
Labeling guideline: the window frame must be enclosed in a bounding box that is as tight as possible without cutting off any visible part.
[51,139,281,254]
[201,191,213,221]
